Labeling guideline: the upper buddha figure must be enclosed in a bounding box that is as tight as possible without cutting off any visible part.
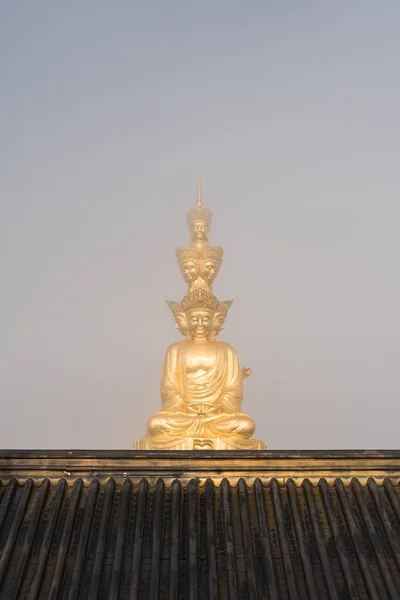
[135,182,265,450]
[176,245,223,294]
[176,180,224,294]
[187,179,212,248]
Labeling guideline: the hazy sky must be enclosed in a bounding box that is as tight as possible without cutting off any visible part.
[1,2,400,449]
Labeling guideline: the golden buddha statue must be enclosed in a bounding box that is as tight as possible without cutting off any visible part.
[135,181,266,450]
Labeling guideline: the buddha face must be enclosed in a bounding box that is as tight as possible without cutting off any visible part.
[190,220,209,243]
[200,260,219,283]
[180,260,200,284]
[187,309,214,340]
[175,312,189,338]
[213,313,226,336]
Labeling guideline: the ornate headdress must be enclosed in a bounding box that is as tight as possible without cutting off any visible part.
[165,300,184,318]
[168,294,233,317]
[176,245,223,264]
[217,300,233,316]
[187,179,212,227]
[181,289,219,313]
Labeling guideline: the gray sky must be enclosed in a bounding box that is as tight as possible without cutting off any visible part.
[1,2,400,449]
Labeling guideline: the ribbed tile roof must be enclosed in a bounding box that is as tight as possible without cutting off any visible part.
[0,451,400,599]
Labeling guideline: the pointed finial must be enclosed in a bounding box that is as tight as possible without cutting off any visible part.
[197,177,202,206]
[187,179,212,229]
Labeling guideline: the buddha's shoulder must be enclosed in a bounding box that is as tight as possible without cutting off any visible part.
[215,341,237,353]
[165,340,186,353]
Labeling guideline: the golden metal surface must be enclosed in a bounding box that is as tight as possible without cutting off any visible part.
[135,182,265,450]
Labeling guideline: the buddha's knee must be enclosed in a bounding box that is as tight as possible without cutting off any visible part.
[237,414,256,437]
[147,412,168,435]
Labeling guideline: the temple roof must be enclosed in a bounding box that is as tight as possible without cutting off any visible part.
[1,450,400,598]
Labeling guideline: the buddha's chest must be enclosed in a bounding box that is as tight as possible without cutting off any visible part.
[185,344,217,372]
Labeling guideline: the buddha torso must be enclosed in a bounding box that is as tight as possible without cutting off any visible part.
[185,341,216,374]
[145,339,256,440]
[180,340,225,414]
[161,339,240,404]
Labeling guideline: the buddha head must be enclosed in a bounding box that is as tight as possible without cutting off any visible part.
[209,300,233,341]
[213,313,226,335]
[187,309,214,340]
[181,289,219,340]
[166,301,190,340]
[176,246,223,289]
[180,260,200,284]
[200,259,220,284]
[189,220,210,244]
[175,312,190,339]
[187,182,212,246]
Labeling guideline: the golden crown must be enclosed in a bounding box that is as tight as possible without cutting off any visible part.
[217,300,234,316]
[187,204,212,227]
[181,289,219,312]
[176,245,223,264]
[165,300,184,317]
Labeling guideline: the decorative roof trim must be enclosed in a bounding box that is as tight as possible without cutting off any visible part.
[1,450,400,484]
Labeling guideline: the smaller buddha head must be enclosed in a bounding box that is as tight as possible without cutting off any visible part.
[176,246,223,289]
[166,301,191,340]
[175,312,190,339]
[189,220,209,244]
[180,260,200,284]
[200,259,220,284]
[187,182,212,245]
[209,300,233,341]
[213,313,226,335]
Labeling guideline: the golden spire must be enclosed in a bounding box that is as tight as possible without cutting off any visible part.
[197,177,202,206]
[186,179,212,243]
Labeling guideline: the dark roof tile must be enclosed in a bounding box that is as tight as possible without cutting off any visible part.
[0,452,400,598]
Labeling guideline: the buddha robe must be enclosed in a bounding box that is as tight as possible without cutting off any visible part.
[147,341,255,438]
